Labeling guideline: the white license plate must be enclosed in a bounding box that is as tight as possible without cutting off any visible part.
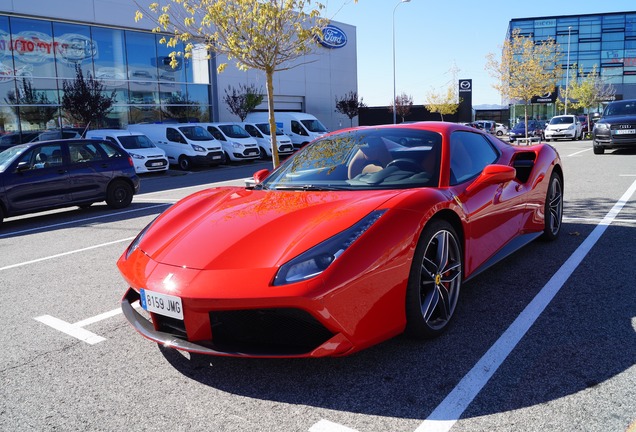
[140,289,183,319]
[212,155,222,160]
[151,162,164,167]
[614,129,635,135]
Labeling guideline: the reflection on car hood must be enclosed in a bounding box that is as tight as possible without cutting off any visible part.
[140,187,400,270]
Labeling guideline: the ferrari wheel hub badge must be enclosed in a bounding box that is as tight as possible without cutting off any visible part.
[435,274,442,285]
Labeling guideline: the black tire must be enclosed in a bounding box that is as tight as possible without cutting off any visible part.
[0,205,4,225]
[106,180,134,209]
[178,155,191,171]
[405,219,462,339]
[541,172,563,241]
[224,152,232,164]
[259,147,269,160]
[593,144,605,155]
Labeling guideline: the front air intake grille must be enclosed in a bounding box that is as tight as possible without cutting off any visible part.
[210,308,334,355]
[155,315,187,338]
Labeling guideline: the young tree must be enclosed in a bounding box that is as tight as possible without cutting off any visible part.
[223,83,265,121]
[424,85,460,121]
[486,28,563,139]
[567,65,616,134]
[135,0,346,168]
[388,92,413,123]
[335,90,366,127]
[5,78,57,129]
[61,65,116,129]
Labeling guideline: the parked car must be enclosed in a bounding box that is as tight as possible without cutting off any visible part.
[241,121,295,159]
[245,112,328,149]
[495,123,509,136]
[544,114,583,141]
[508,120,544,142]
[468,120,496,134]
[592,99,636,154]
[198,122,260,162]
[85,129,169,174]
[0,139,140,225]
[118,121,563,358]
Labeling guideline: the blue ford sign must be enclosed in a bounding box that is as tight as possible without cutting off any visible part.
[318,25,347,49]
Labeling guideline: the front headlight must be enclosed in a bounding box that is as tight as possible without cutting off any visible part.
[594,123,609,132]
[273,210,387,286]
[191,144,206,152]
[128,152,144,159]
[231,141,243,149]
[125,218,156,259]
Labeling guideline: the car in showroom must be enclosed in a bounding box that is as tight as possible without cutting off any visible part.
[0,139,140,225]
[508,120,545,142]
[544,114,583,141]
[118,122,563,358]
[592,99,636,154]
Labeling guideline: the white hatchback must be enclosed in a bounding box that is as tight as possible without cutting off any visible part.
[544,115,583,141]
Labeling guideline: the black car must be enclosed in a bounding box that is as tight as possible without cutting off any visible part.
[0,139,140,224]
[508,120,544,142]
[592,99,636,154]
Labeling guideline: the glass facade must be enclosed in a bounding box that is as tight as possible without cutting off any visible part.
[0,14,211,139]
[507,11,636,124]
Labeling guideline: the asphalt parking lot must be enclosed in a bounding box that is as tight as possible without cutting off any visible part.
[1,142,635,432]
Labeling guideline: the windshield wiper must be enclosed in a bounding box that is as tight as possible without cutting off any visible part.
[273,184,349,191]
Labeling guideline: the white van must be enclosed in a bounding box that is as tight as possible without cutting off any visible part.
[127,123,223,170]
[241,121,295,159]
[197,122,260,162]
[85,129,169,174]
[245,112,329,149]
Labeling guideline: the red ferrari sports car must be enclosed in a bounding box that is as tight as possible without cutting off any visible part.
[118,122,563,358]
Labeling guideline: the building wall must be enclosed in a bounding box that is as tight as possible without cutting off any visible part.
[0,0,356,134]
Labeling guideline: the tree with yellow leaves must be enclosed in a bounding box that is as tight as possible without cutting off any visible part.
[486,28,563,139]
[135,0,341,167]
[565,65,616,134]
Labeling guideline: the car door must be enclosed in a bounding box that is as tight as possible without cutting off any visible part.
[449,131,527,276]
[66,141,113,203]
[3,142,71,213]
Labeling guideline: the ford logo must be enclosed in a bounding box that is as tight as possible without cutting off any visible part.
[317,25,347,49]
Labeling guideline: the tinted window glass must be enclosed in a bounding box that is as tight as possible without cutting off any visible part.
[450,131,499,185]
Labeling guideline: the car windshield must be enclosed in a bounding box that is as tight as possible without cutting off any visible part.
[178,126,214,141]
[550,117,574,125]
[255,123,285,136]
[219,124,251,139]
[604,101,636,117]
[0,144,27,172]
[118,135,156,149]
[257,129,442,191]
[301,119,328,133]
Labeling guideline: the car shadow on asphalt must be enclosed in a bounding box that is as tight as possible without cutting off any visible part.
[158,218,636,421]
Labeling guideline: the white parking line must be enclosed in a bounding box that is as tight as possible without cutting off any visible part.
[566,148,592,157]
[309,420,359,432]
[0,237,135,272]
[415,178,636,432]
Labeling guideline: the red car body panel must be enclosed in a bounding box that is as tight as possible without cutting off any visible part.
[118,122,562,358]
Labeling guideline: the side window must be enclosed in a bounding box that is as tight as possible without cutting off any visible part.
[166,128,186,144]
[449,131,499,185]
[291,121,307,136]
[96,141,124,158]
[22,143,65,169]
[105,136,119,146]
[68,142,105,164]
[207,127,225,141]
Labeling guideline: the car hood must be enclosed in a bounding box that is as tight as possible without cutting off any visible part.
[139,187,401,270]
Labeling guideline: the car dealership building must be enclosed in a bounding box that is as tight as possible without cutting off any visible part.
[507,11,636,123]
[0,0,357,137]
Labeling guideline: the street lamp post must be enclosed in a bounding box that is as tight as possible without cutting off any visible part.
[392,0,411,124]
[564,26,572,114]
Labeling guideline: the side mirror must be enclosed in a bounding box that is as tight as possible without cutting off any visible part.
[253,169,270,185]
[465,164,516,194]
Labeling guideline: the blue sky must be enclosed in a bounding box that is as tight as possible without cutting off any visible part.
[323,1,636,107]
